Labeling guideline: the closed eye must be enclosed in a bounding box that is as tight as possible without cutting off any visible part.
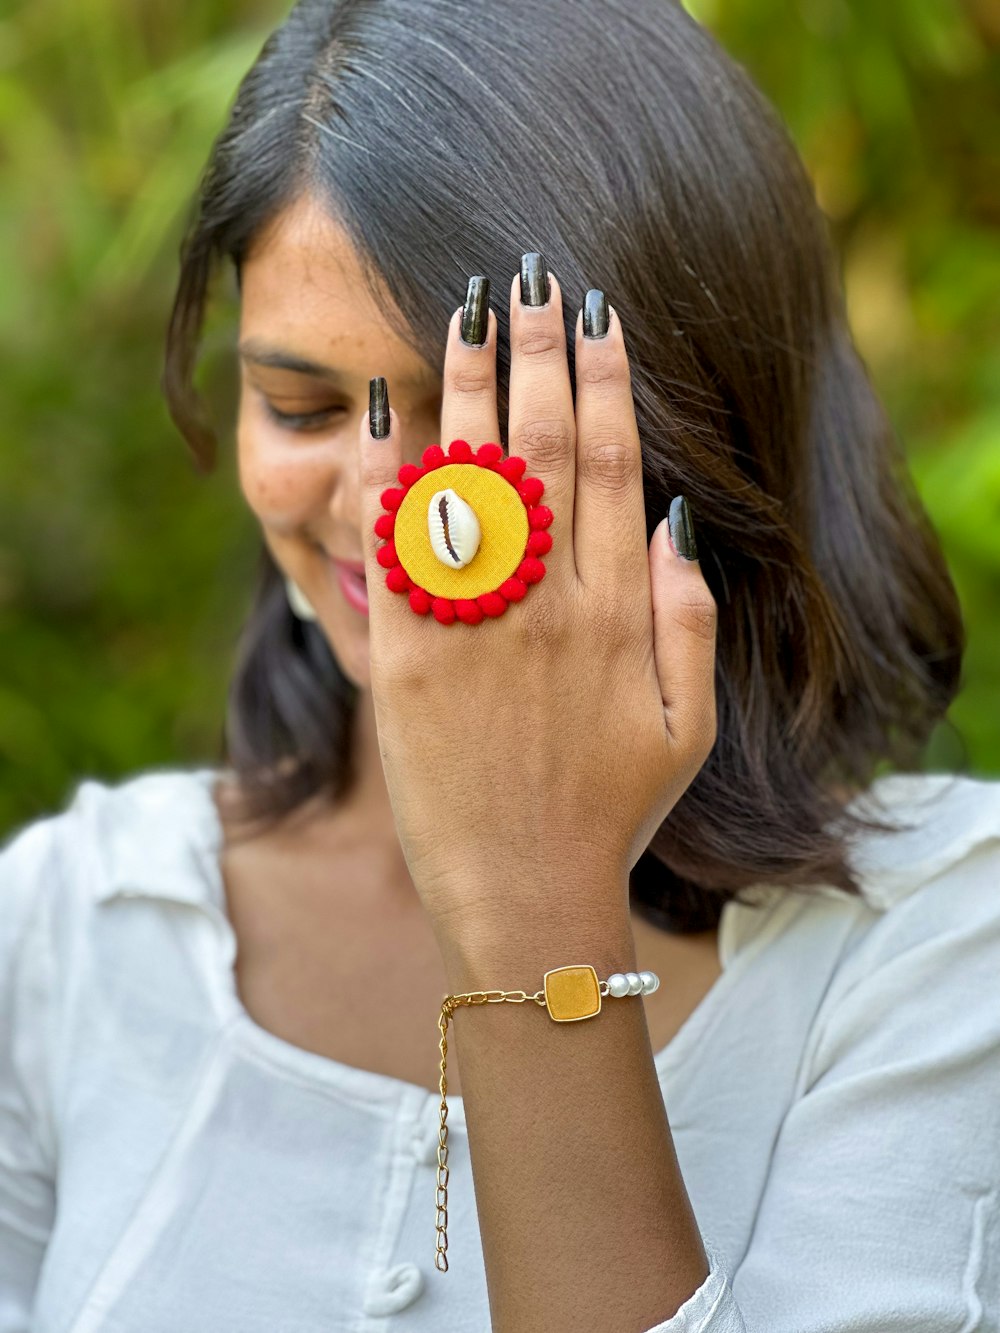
[262,402,347,432]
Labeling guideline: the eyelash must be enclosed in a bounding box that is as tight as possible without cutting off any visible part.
[262,402,346,432]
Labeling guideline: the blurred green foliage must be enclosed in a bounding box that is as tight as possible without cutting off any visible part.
[1,0,997,831]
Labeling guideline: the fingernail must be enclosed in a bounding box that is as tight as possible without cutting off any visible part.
[583,289,609,338]
[668,496,699,561]
[520,252,550,306]
[460,275,490,346]
[369,377,389,439]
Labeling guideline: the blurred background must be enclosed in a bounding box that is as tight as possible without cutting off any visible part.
[1,0,997,831]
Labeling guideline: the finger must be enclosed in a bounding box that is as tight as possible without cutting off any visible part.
[507,265,576,585]
[439,276,501,452]
[649,503,718,760]
[358,397,408,635]
[572,298,649,608]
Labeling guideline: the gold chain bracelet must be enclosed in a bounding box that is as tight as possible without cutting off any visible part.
[432,963,661,1273]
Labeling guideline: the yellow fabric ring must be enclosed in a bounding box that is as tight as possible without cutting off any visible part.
[394,462,529,599]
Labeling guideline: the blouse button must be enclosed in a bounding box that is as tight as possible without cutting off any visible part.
[363,1261,425,1314]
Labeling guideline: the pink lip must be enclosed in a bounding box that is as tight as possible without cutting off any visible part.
[331,558,370,615]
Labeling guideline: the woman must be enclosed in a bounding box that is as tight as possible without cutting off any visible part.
[2,0,998,1328]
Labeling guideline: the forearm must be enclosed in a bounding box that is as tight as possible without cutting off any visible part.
[434,879,710,1333]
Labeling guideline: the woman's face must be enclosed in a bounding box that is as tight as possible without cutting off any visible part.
[236,192,443,688]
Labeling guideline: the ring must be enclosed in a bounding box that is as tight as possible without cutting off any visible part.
[373,439,553,625]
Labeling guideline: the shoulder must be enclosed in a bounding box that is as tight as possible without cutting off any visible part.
[730,773,1000,927]
[0,767,230,1215]
[801,771,1000,1084]
[0,764,228,1081]
[723,769,1000,957]
[839,769,1000,911]
[724,774,1000,1327]
[830,769,1000,980]
[0,764,226,928]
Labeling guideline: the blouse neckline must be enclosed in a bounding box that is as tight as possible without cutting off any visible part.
[178,767,758,1122]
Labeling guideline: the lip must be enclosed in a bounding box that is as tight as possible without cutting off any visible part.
[329,556,367,576]
[329,556,370,615]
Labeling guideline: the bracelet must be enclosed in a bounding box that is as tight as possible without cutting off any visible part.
[432,963,661,1273]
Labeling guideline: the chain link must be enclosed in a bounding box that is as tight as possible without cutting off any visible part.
[434,987,546,1272]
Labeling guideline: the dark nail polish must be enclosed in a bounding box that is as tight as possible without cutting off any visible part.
[583,289,609,338]
[520,252,550,306]
[668,495,699,561]
[460,275,490,345]
[369,376,389,439]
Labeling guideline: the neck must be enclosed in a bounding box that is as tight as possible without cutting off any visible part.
[342,688,396,829]
[296,686,414,887]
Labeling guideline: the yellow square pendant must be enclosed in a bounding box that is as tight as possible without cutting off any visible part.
[543,965,602,1021]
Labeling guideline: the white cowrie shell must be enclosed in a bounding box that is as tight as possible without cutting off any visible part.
[428,489,482,569]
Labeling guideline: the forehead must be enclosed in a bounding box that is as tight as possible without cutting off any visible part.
[239,191,436,382]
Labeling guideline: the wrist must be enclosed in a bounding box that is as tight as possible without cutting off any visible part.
[430,877,637,995]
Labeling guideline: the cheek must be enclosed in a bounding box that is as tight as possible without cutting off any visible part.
[236,417,335,531]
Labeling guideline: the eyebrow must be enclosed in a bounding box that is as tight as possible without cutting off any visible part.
[238,337,438,389]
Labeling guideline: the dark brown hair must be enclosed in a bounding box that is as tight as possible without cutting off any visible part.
[162,0,965,933]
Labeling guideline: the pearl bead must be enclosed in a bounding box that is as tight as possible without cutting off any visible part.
[639,970,659,994]
[626,971,644,995]
[606,973,631,998]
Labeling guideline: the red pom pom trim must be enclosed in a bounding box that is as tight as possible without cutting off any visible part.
[454,598,485,625]
[385,565,412,594]
[373,441,551,625]
[499,576,528,601]
[477,591,509,617]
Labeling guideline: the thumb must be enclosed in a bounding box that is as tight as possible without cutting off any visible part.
[649,497,719,760]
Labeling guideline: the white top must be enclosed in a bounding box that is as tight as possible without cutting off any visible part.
[1,766,999,1332]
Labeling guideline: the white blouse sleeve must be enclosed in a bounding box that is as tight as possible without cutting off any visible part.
[639,848,1000,1333]
[0,817,61,1332]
